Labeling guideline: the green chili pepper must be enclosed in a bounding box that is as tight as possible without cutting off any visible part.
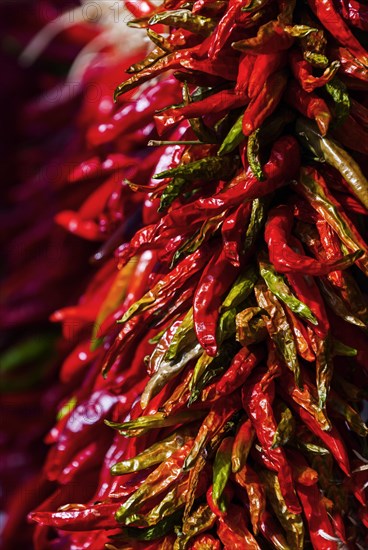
[255,281,302,388]
[165,309,195,361]
[217,113,244,156]
[106,410,206,437]
[111,429,192,475]
[247,128,265,181]
[149,10,216,37]
[212,437,234,512]
[272,404,295,448]
[159,176,187,212]
[127,46,167,74]
[332,339,357,357]
[154,156,234,182]
[141,341,203,410]
[243,197,269,252]
[259,252,318,324]
[115,510,183,541]
[146,29,173,53]
[325,77,350,125]
[221,265,258,311]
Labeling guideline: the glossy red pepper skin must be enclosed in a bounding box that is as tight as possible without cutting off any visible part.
[284,79,331,135]
[242,369,302,514]
[215,346,265,396]
[308,0,368,63]
[193,246,239,356]
[242,71,287,136]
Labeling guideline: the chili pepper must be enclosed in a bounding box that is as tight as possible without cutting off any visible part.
[265,204,362,276]
[235,465,265,535]
[308,0,368,64]
[260,470,304,549]
[290,50,340,93]
[178,503,217,549]
[30,502,120,531]
[236,306,268,346]
[141,340,203,409]
[149,10,216,36]
[249,52,287,100]
[242,368,302,514]
[155,90,249,134]
[259,250,318,324]
[106,409,206,438]
[247,128,265,180]
[114,439,194,524]
[254,281,302,387]
[221,203,251,265]
[272,403,295,448]
[297,165,368,273]
[242,71,287,136]
[287,450,338,550]
[339,0,368,31]
[193,247,239,356]
[215,345,265,396]
[235,53,256,94]
[231,418,255,473]
[232,20,294,54]
[218,112,245,156]
[259,510,290,550]
[212,436,234,512]
[217,504,261,549]
[111,428,193,475]
[335,46,368,83]
[285,309,315,362]
[154,154,235,182]
[285,79,331,135]
[183,394,241,470]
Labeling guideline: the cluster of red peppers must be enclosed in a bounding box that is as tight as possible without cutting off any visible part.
[3,0,368,548]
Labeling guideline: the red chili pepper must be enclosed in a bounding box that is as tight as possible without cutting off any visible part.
[221,202,251,266]
[265,205,358,278]
[235,53,256,94]
[154,90,249,134]
[217,504,261,549]
[242,368,302,514]
[30,502,121,530]
[288,450,338,550]
[289,50,339,93]
[215,346,265,396]
[284,79,332,135]
[242,71,287,136]
[308,0,368,63]
[248,52,287,99]
[339,0,368,31]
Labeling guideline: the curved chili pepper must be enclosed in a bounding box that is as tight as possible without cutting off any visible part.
[265,205,362,276]
[308,0,368,63]
[242,370,302,514]
[242,71,287,136]
[284,79,331,135]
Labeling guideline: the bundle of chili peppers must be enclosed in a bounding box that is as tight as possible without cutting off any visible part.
[6,0,368,548]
